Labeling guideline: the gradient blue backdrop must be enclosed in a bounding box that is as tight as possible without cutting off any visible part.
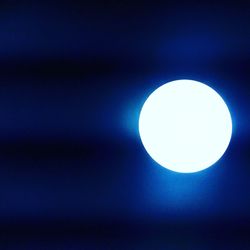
[0,0,249,249]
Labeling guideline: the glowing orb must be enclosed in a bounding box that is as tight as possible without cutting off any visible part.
[139,79,232,173]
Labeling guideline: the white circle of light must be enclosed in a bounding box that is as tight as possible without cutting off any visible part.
[139,79,232,173]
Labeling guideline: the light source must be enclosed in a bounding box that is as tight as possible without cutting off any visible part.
[139,79,232,173]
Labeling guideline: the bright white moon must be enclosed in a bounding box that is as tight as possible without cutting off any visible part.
[139,79,232,173]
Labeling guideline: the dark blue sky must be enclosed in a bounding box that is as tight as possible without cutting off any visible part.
[0,0,249,248]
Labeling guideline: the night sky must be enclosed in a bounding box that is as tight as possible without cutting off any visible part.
[0,0,249,249]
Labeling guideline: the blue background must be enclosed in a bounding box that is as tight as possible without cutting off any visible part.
[0,0,249,248]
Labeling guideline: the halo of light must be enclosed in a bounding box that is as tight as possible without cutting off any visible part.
[139,79,232,173]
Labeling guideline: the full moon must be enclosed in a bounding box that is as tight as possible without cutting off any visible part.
[139,79,232,173]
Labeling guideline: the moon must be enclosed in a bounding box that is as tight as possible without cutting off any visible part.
[139,79,232,173]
